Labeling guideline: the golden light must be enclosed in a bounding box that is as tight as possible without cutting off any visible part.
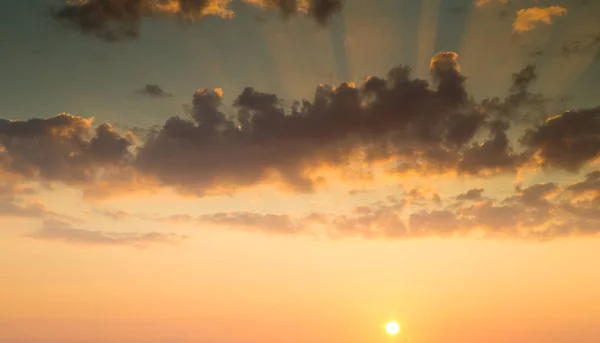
[385,321,400,336]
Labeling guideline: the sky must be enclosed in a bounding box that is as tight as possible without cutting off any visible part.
[1,0,600,342]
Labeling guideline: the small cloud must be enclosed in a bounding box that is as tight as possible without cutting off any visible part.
[135,84,173,98]
[473,0,509,8]
[513,6,568,33]
[28,219,186,248]
[197,212,308,236]
[456,188,485,201]
[95,209,131,220]
[348,188,373,195]
[561,34,600,57]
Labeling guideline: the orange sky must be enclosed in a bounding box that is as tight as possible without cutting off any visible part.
[2,0,600,343]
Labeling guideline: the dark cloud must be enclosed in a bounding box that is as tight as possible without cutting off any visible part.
[1,53,598,198]
[51,0,343,41]
[305,0,343,26]
[135,84,173,98]
[511,182,559,207]
[52,0,151,42]
[0,114,133,184]
[134,52,503,194]
[521,107,600,172]
[456,188,484,201]
[481,64,548,122]
[567,170,600,195]
[29,219,186,247]
[458,120,520,175]
[245,0,342,25]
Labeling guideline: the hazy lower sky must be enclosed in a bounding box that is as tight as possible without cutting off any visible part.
[1,1,600,343]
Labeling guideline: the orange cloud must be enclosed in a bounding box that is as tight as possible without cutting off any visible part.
[513,6,568,33]
[473,0,509,7]
[158,170,600,240]
[155,0,234,19]
[53,0,342,41]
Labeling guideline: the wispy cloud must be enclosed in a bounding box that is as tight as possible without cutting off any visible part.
[0,177,47,218]
[473,0,509,8]
[158,171,600,240]
[28,219,187,248]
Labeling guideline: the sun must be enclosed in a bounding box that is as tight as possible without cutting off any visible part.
[385,321,400,335]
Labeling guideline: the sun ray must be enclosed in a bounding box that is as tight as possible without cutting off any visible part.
[458,2,547,99]
[257,14,339,101]
[415,0,442,79]
[343,0,405,82]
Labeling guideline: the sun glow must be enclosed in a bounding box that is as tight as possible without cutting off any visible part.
[385,321,400,336]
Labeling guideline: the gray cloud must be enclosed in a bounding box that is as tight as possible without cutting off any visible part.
[0,54,597,198]
[52,0,153,42]
[458,120,520,175]
[521,107,600,172]
[0,114,133,184]
[52,0,343,41]
[245,0,342,25]
[134,53,528,194]
[306,0,343,26]
[29,219,186,247]
[567,170,600,195]
[456,188,484,201]
[135,84,173,98]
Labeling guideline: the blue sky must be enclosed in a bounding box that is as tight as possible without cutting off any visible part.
[8,0,598,128]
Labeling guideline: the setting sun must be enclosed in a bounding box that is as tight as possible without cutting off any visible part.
[385,321,401,336]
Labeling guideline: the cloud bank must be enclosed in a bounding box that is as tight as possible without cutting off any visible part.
[3,52,597,200]
[1,51,599,242]
[159,171,600,240]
